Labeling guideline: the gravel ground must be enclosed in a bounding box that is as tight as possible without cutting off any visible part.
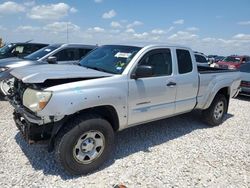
[0,97,249,188]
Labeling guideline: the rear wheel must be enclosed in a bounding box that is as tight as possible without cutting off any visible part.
[202,94,228,126]
[55,114,115,175]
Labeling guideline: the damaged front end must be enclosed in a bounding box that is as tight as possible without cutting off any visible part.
[8,78,65,151]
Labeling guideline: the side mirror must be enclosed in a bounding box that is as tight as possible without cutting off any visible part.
[131,65,153,79]
[47,56,57,64]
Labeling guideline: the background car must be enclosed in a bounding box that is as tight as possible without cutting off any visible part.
[0,43,96,96]
[194,52,210,67]
[239,61,250,96]
[215,55,250,69]
[214,56,225,63]
[0,42,48,59]
[207,55,218,63]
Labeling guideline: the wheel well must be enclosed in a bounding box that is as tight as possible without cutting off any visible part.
[74,105,120,131]
[216,87,230,111]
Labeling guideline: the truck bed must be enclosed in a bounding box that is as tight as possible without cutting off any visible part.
[197,66,238,74]
[196,66,241,110]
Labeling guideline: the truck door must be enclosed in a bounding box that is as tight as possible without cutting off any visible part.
[128,49,177,126]
[174,49,199,114]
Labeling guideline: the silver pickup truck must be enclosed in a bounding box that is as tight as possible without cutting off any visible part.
[8,45,241,175]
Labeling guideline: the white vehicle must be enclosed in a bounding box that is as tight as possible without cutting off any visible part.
[8,45,241,175]
[194,52,210,67]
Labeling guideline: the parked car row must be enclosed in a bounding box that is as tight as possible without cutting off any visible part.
[194,51,250,96]
[0,42,242,175]
[208,55,225,63]
[0,43,96,95]
[0,42,48,59]
[212,55,250,96]
[214,55,250,70]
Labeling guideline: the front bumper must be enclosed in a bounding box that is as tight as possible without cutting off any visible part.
[13,110,53,144]
[11,99,67,149]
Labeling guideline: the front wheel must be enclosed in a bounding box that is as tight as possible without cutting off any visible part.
[202,94,228,126]
[55,115,115,175]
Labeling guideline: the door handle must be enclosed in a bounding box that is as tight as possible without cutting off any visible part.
[167,82,177,87]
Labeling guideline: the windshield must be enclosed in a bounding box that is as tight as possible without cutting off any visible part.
[223,56,241,63]
[79,45,141,74]
[0,44,13,55]
[24,46,58,60]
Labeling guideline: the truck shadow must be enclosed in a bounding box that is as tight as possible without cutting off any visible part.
[14,111,234,180]
[0,95,6,101]
[236,95,250,102]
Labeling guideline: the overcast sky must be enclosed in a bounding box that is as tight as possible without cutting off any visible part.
[0,0,250,55]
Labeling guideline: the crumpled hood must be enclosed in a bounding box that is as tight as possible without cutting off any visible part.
[0,57,37,68]
[10,64,113,83]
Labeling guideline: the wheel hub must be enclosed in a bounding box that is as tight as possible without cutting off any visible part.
[214,101,224,120]
[81,138,95,152]
[73,131,105,164]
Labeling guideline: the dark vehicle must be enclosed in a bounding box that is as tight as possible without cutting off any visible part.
[0,43,96,96]
[0,42,48,59]
[215,55,250,70]
[239,61,250,96]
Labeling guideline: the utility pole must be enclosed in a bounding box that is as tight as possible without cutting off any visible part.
[67,22,69,43]
[0,38,3,47]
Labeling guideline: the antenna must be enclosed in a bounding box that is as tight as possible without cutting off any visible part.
[25,39,33,43]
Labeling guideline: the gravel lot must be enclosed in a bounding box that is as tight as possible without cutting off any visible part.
[0,97,249,188]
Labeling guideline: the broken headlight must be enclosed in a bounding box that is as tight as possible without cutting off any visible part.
[23,88,52,112]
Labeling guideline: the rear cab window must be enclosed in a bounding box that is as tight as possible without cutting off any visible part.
[176,49,193,74]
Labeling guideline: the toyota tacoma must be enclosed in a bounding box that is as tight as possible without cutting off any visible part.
[7,45,241,175]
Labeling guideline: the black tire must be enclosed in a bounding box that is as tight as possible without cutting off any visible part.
[55,114,115,175]
[0,92,4,100]
[202,94,228,126]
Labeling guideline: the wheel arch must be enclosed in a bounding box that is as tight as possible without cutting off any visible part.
[204,87,230,111]
[48,105,119,152]
[66,105,120,132]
